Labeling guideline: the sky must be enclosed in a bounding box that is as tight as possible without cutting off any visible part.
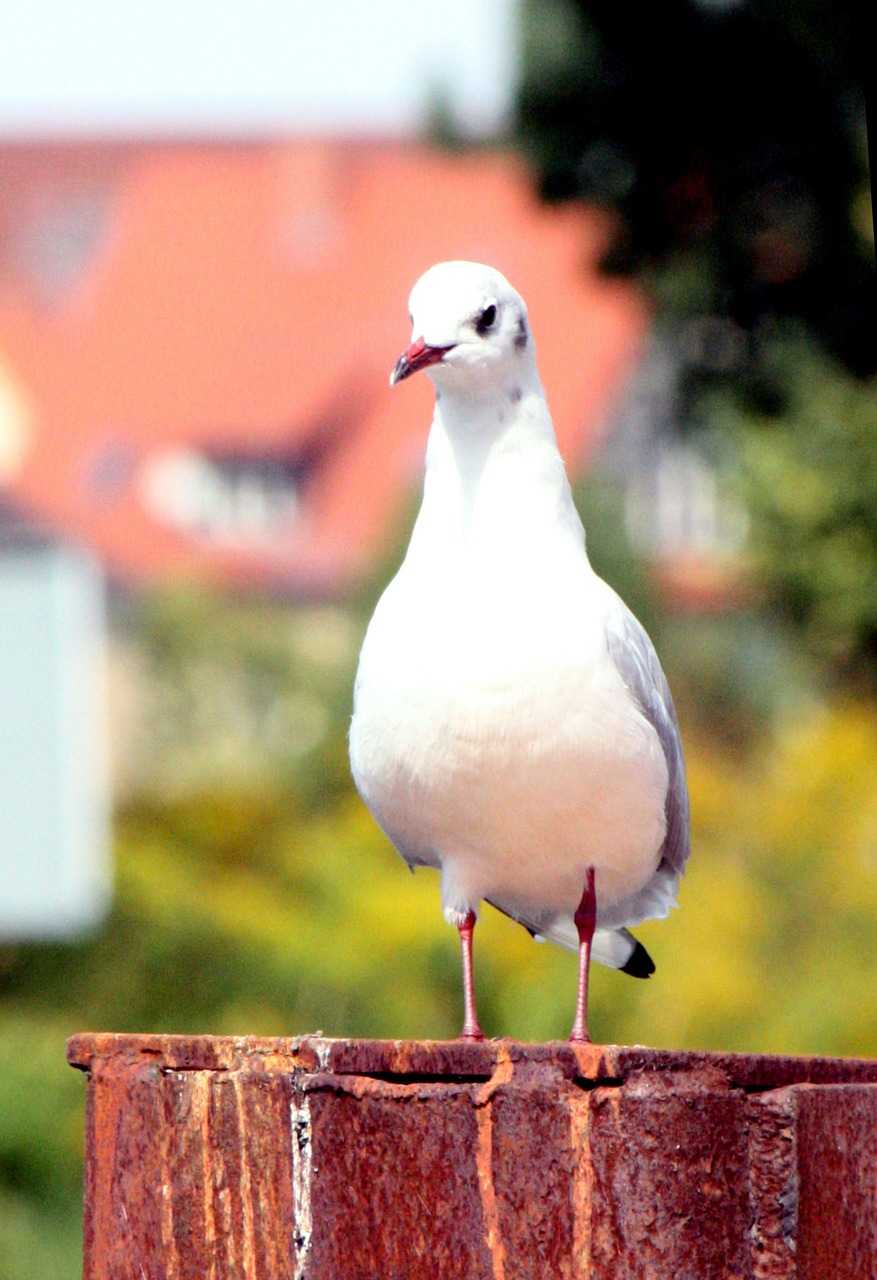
[0,0,518,138]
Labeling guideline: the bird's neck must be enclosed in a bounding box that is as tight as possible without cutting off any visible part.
[408,380,586,566]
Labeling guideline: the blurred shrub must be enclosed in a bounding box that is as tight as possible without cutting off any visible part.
[3,548,877,1275]
[718,340,877,682]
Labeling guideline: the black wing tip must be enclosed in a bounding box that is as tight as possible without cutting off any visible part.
[620,939,656,979]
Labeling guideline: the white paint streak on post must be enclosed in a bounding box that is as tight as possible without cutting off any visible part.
[291,1093,313,1280]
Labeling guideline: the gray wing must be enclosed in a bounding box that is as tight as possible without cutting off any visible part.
[605,598,691,888]
[487,599,690,949]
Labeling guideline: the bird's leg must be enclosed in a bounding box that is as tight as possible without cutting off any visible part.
[569,866,597,1044]
[456,911,486,1041]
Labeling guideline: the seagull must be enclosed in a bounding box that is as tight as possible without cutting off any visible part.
[349,261,690,1043]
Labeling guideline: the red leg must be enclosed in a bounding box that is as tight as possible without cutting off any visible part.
[569,867,596,1044]
[457,912,485,1041]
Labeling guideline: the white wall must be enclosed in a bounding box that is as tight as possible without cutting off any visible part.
[0,542,111,938]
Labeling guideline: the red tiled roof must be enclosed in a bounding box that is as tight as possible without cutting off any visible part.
[0,139,646,593]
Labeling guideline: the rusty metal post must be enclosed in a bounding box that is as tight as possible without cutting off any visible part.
[67,1034,877,1279]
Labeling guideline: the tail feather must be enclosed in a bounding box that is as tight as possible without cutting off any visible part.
[484,897,655,979]
[619,937,655,978]
[535,918,655,979]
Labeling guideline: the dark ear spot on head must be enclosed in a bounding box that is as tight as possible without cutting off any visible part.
[515,315,528,350]
[475,303,498,336]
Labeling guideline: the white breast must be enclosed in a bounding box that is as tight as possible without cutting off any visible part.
[350,551,668,926]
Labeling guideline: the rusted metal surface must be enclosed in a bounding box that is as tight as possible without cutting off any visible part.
[68,1035,877,1279]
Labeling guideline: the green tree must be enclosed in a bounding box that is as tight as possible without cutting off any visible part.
[4,581,877,1273]
[519,0,872,379]
[717,338,877,682]
[519,0,875,682]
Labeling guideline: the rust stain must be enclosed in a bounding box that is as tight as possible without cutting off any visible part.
[217,1187,232,1249]
[568,1093,592,1280]
[567,1040,614,1082]
[85,1073,124,1279]
[159,1075,179,1280]
[475,1097,507,1280]
[474,1040,515,1108]
[69,1036,877,1279]
[192,1074,217,1280]
[391,1039,414,1074]
[588,1087,625,1266]
[233,1077,257,1280]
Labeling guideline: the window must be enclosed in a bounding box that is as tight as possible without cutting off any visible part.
[139,446,304,545]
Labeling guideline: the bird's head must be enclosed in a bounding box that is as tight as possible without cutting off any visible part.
[390,261,535,398]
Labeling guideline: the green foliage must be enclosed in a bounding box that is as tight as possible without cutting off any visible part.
[654,701,877,1054]
[519,1,874,699]
[0,1015,86,1280]
[716,341,877,680]
[518,0,872,381]
[2,10,871,1271]
[3,582,877,1272]
[111,590,361,801]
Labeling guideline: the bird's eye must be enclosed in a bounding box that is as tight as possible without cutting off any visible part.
[475,304,497,335]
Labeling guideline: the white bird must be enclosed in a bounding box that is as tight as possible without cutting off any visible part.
[349,261,690,1042]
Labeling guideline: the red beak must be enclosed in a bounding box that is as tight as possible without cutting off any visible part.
[390,336,453,386]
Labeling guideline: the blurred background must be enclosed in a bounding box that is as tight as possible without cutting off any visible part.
[0,0,873,1272]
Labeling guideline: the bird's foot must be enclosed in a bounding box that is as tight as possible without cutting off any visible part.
[458,1024,486,1042]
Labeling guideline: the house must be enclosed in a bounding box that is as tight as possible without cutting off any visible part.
[0,138,647,595]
